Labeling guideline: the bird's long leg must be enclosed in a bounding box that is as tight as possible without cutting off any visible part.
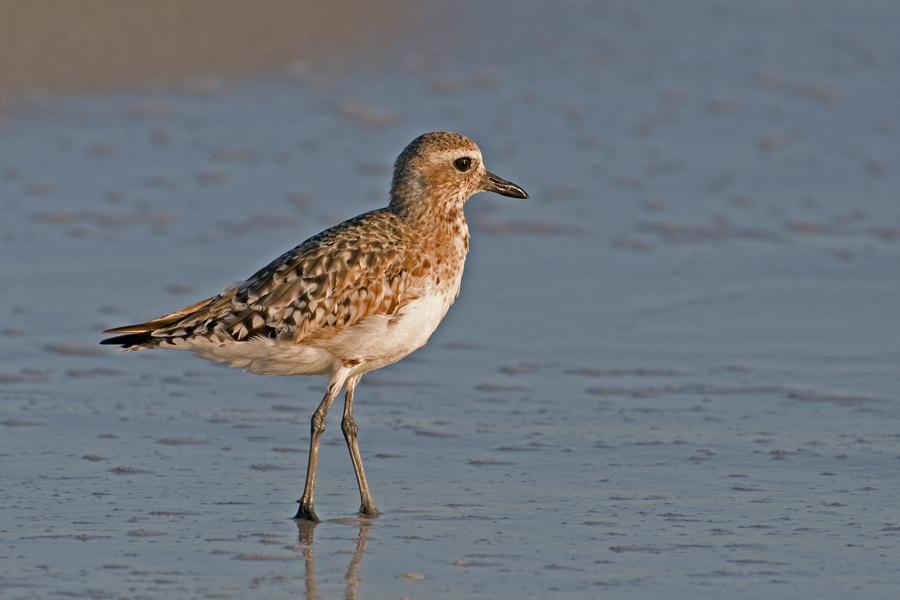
[295,376,344,521]
[341,374,379,516]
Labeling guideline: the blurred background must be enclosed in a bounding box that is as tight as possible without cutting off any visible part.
[1,2,899,599]
[0,0,424,94]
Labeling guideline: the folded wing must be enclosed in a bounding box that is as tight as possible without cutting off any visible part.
[102,210,416,349]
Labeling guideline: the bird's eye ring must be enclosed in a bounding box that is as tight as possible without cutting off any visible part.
[454,157,472,172]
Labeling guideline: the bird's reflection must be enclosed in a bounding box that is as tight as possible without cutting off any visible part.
[293,517,373,600]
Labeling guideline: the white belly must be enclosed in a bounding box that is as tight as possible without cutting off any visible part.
[313,286,455,370]
[180,285,457,377]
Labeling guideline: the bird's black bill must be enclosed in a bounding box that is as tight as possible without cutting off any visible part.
[482,171,529,199]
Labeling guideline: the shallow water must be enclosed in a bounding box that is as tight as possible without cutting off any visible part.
[2,1,899,598]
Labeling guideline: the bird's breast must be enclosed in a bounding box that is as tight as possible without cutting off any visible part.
[305,281,458,374]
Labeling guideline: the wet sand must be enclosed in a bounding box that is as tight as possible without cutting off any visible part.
[1,1,899,598]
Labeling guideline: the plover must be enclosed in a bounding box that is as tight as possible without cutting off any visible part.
[101,132,528,521]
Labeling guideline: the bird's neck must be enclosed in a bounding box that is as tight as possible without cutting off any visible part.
[389,193,470,255]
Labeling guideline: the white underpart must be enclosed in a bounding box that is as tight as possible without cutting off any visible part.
[174,280,460,378]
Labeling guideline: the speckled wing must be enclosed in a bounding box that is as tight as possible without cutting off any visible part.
[104,209,417,346]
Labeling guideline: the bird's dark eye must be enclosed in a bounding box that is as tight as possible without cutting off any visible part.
[454,157,472,172]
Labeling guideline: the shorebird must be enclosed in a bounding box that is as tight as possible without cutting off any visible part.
[101,132,528,521]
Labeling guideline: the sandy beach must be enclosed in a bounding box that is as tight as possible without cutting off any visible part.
[1,1,899,598]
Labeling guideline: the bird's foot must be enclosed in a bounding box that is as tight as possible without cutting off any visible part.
[358,501,379,518]
[293,497,321,522]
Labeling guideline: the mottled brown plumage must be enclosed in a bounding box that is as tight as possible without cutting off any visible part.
[101,131,528,521]
[105,210,436,351]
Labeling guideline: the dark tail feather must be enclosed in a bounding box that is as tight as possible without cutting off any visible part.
[100,296,216,349]
[100,332,153,348]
